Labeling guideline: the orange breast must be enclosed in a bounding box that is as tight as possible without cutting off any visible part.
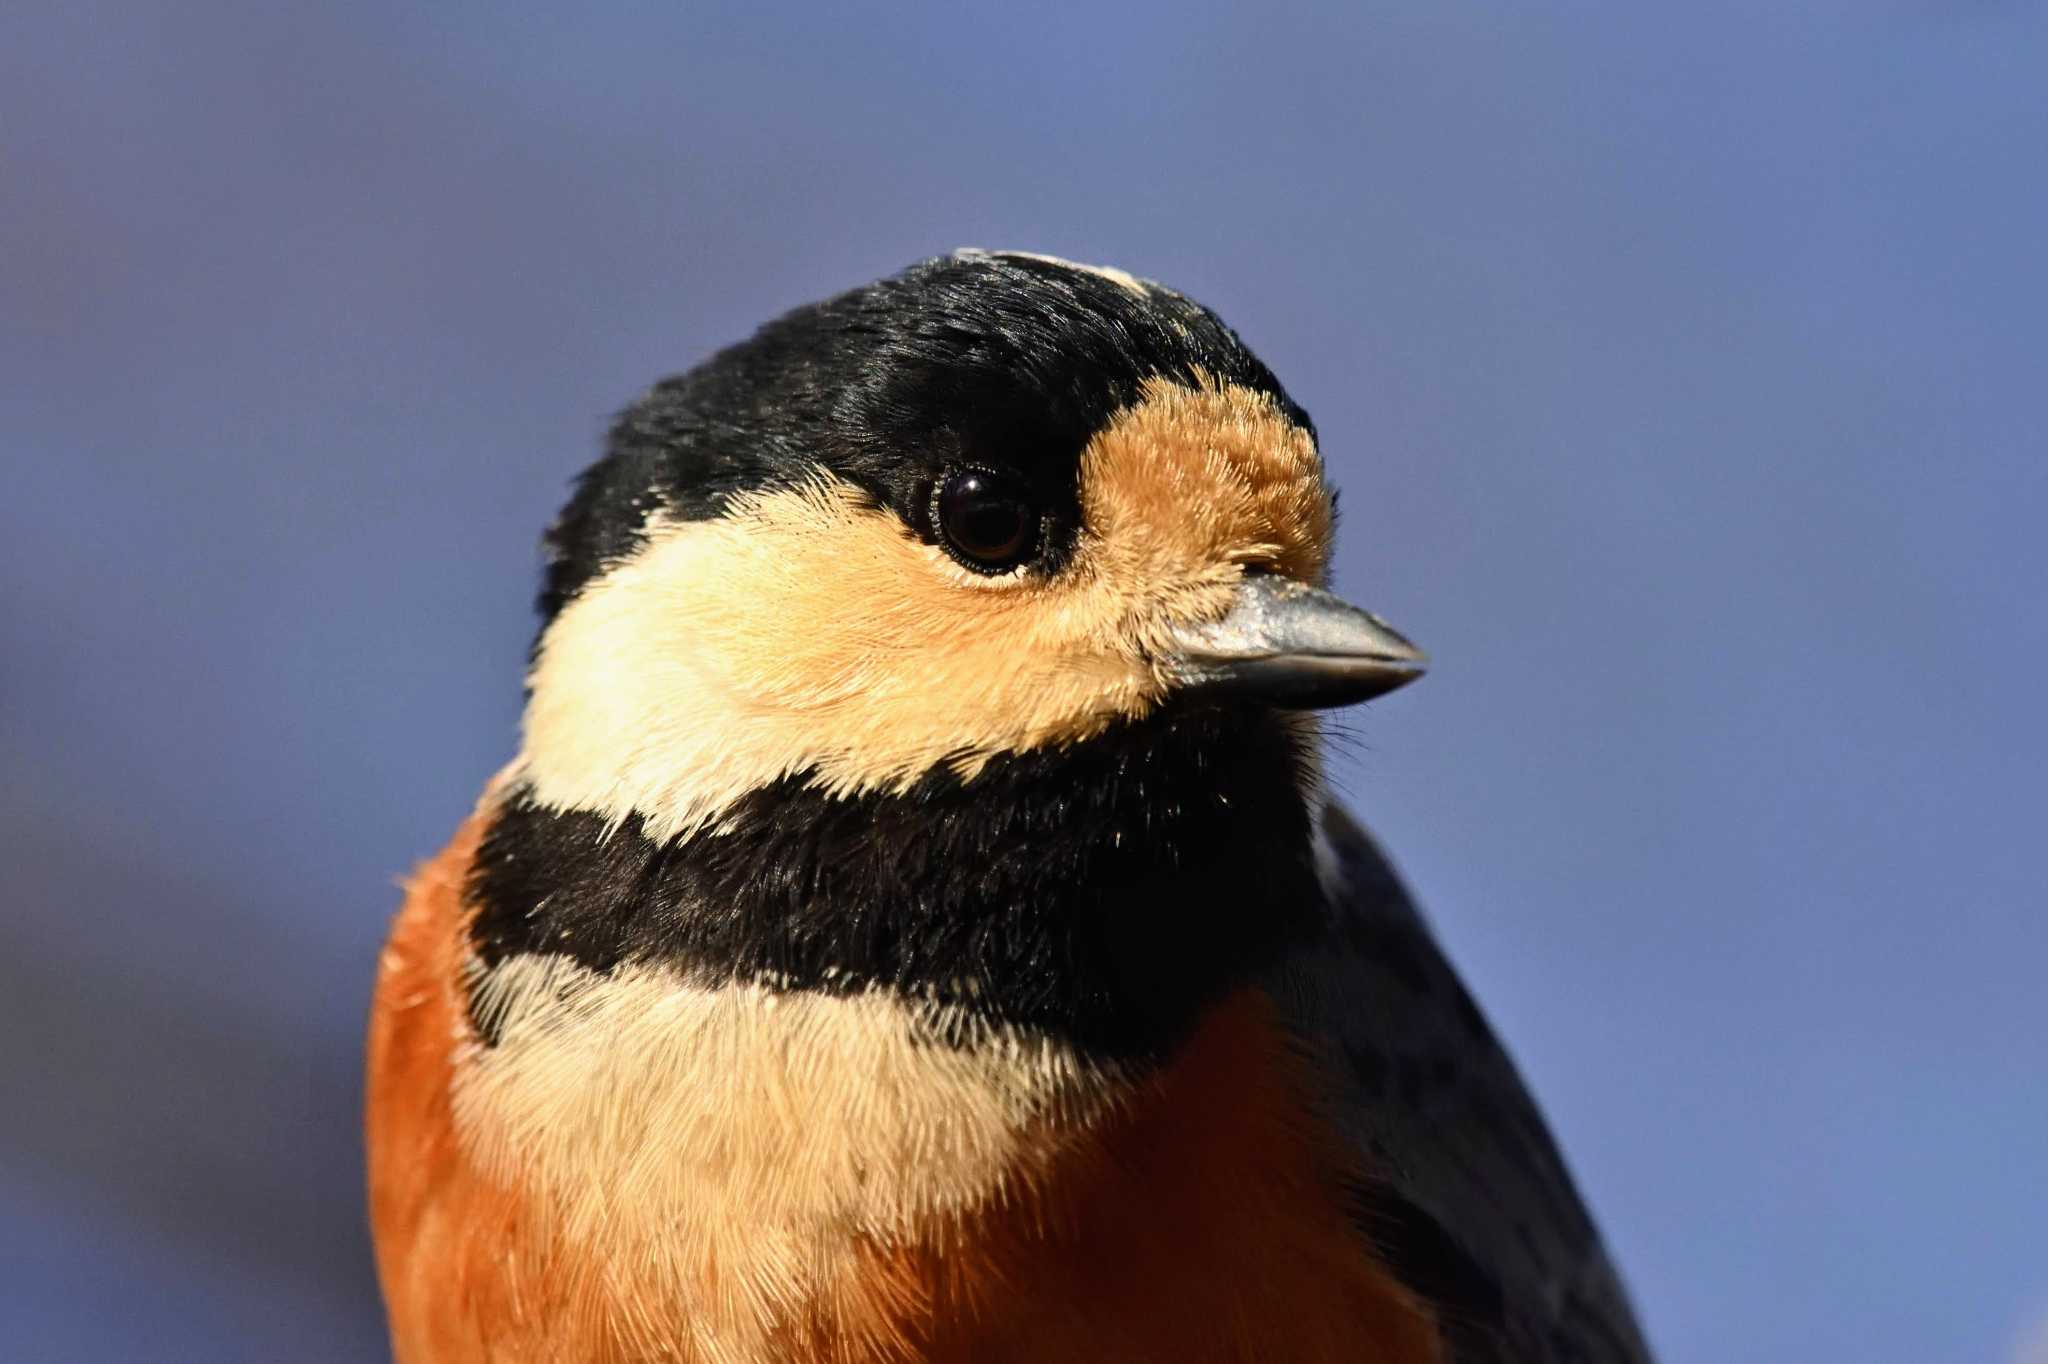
[366,816,1444,1363]
[366,812,549,1364]
[858,989,1446,1364]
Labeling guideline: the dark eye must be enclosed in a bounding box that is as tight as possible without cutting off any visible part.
[934,468,1037,572]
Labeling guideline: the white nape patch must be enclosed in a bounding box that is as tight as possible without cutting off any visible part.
[455,956,1124,1271]
[961,248,1152,297]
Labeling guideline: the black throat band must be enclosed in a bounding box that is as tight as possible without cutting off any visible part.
[466,706,1326,1061]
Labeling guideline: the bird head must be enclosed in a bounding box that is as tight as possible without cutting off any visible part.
[517,250,1423,848]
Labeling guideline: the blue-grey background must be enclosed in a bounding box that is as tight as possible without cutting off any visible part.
[4,3,2044,1361]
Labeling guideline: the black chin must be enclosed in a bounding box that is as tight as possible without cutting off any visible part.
[466,706,1326,1061]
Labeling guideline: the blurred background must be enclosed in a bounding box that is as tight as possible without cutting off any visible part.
[4,3,2045,1360]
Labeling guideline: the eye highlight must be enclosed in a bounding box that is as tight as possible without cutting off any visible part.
[934,468,1037,573]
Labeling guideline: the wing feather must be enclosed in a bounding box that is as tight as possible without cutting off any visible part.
[1264,802,1654,1363]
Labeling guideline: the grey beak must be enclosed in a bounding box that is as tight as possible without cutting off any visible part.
[1159,575,1427,710]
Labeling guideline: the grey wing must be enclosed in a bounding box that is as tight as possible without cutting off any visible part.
[1262,801,1654,1364]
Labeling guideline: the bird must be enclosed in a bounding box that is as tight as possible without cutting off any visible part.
[365,249,1653,1364]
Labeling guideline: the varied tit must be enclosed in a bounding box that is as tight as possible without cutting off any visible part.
[366,250,1651,1364]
